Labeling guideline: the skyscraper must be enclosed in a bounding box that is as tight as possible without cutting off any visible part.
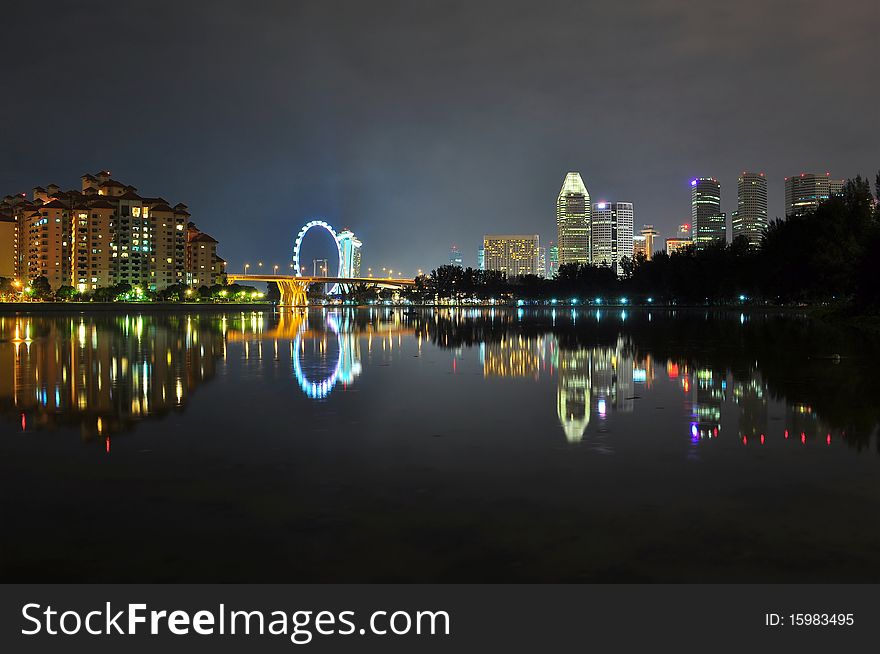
[691,177,725,248]
[548,243,559,277]
[537,246,547,278]
[482,234,540,278]
[784,172,846,218]
[449,244,463,267]
[591,201,634,276]
[556,172,591,266]
[337,229,363,278]
[731,172,768,248]
[639,225,658,260]
[477,247,485,271]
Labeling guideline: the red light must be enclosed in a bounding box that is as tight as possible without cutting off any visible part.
[742,435,747,445]
[801,433,806,444]
[826,434,831,445]
[713,427,718,437]
[21,413,26,431]
[760,434,765,445]
[784,429,789,439]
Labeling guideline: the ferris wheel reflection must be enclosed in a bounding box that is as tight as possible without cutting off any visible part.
[293,312,362,399]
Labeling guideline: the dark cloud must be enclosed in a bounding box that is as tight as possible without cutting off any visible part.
[1,0,877,273]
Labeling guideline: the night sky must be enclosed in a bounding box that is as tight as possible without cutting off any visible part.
[1,1,877,275]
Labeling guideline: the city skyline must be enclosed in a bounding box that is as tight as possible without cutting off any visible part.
[0,1,875,275]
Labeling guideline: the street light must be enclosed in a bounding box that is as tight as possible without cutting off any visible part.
[273,264,279,275]
[244,263,250,274]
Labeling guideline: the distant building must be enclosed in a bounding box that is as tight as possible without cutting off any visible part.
[0,170,206,291]
[784,172,846,218]
[666,238,692,255]
[537,246,547,278]
[337,229,362,277]
[483,234,540,278]
[312,258,329,276]
[449,244,463,267]
[548,244,559,277]
[556,172,591,266]
[186,223,226,288]
[691,177,725,248]
[639,225,658,260]
[477,247,485,271]
[633,235,647,260]
[591,201,634,276]
[732,172,768,248]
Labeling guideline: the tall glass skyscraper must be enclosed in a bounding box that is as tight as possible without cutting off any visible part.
[591,201,634,276]
[556,172,591,266]
[784,172,845,218]
[691,177,725,248]
[731,172,767,248]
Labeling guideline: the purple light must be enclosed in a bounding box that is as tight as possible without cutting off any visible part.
[690,179,697,186]
[598,398,607,417]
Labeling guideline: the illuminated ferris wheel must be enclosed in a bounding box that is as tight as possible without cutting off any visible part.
[292,219,344,292]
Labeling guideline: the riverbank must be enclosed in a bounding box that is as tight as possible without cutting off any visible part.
[0,302,275,313]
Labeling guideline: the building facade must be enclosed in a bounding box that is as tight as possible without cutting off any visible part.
[784,172,846,218]
[1,171,212,291]
[185,223,225,288]
[731,172,768,248]
[482,234,540,278]
[0,215,15,278]
[691,178,725,248]
[591,201,634,276]
[547,244,559,277]
[449,244,463,267]
[556,172,591,266]
[639,225,657,260]
[337,229,363,278]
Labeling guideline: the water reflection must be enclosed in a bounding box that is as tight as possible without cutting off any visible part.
[1,308,877,453]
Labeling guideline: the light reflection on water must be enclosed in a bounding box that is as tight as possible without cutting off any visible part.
[1,307,879,582]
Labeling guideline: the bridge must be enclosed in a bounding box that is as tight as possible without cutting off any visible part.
[226,274,415,306]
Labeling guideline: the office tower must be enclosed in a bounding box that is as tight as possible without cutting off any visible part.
[691,177,725,248]
[186,223,226,287]
[482,234,540,278]
[677,223,691,238]
[537,246,547,278]
[556,172,591,265]
[449,244,463,267]
[784,172,846,218]
[640,225,658,260]
[548,243,559,277]
[337,229,363,278]
[731,172,768,248]
[0,171,206,291]
[477,247,485,271]
[633,235,647,260]
[591,201,634,276]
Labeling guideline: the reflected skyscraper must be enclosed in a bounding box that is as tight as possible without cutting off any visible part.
[557,348,591,443]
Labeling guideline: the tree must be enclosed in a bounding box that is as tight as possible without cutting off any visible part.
[54,285,78,301]
[29,276,52,300]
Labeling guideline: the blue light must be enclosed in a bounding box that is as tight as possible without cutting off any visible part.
[691,179,698,186]
[620,297,628,305]
[594,297,602,304]
[551,298,557,304]
[571,298,578,305]
[646,297,653,303]
[738,294,747,301]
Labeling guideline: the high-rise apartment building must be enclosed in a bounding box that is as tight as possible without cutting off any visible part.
[731,172,768,248]
[784,172,846,218]
[185,223,226,287]
[556,172,591,266]
[691,177,725,248]
[0,215,15,278]
[482,234,540,278]
[591,201,634,276]
[1,171,207,291]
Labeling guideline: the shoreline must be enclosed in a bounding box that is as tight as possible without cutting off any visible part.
[0,302,275,313]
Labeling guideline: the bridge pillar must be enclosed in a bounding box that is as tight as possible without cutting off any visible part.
[277,279,310,307]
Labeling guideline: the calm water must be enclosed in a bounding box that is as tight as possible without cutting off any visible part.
[1,308,879,582]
